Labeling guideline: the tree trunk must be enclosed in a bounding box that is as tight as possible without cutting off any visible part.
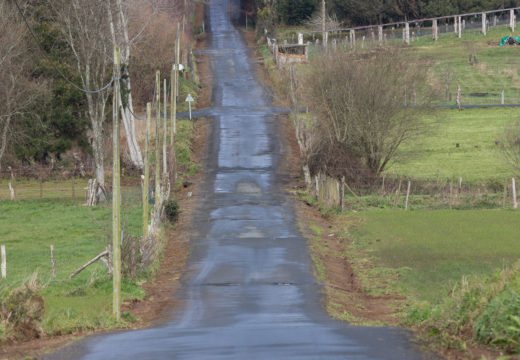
[87,93,106,188]
[106,0,143,170]
[0,115,11,173]
[119,90,143,169]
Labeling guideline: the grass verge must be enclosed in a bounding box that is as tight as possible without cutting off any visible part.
[332,207,520,357]
[0,117,198,345]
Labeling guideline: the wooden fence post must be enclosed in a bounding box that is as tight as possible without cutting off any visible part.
[456,84,461,109]
[71,177,75,201]
[315,175,319,200]
[454,16,458,33]
[8,182,15,201]
[432,19,438,40]
[510,9,516,32]
[1,245,5,279]
[341,176,345,212]
[50,245,56,278]
[40,178,43,199]
[393,179,402,209]
[458,16,462,38]
[405,181,411,210]
[503,177,507,208]
[404,22,410,44]
[350,29,355,49]
[482,13,487,36]
[378,26,383,45]
[513,177,518,209]
[501,89,505,105]
[449,182,453,210]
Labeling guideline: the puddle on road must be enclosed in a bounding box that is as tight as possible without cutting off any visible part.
[236,181,261,194]
[238,225,265,238]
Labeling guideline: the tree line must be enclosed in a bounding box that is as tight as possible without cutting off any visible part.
[256,0,520,26]
[0,0,184,188]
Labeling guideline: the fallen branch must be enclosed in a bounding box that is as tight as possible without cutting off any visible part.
[69,249,109,279]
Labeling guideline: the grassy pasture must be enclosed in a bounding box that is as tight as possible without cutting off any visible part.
[0,199,144,334]
[349,209,520,303]
[411,26,520,106]
[387,107,519,182]
[0,118,197,339]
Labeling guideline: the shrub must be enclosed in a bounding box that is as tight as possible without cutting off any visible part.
[0,275,44,342]
[164,199,180,223]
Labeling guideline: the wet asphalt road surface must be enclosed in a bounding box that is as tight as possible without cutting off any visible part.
[45,0,433,358]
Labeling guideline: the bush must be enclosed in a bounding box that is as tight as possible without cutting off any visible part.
[164,199,180,223]
[409,263,520,354]
[0,275,44,342]
[475,288,520,352]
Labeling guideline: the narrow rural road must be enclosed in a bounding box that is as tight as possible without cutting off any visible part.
[47,0,432,358]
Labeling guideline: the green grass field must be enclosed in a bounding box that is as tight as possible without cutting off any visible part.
[350,209,520,303]
[279,24,520,106]
[411,26,520,106]
[0,199,144,335]
[0,118,198,340]
[387,107,519,182]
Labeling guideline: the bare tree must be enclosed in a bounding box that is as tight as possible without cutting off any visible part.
[500,121,520,175]
[304,48,435,178]
[50,0,114,188]
[0,2,38,172]
[106,0,149,170]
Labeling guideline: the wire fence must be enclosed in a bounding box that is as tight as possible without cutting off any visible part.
[0,167,143,205]
[312,172,519,211]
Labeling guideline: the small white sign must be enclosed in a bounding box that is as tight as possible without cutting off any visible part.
[185,93,194,120]
[174,64,185,71]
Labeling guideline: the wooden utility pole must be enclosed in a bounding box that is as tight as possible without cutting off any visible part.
[171,65,176,140]
[155,71,161,207]
[163,79,168,175]
[172,25,180,136]
[176,24,180,101]
[321,0,326,50]
[143,103,151,241]
[112,45,122,321]
[170,62,178,185]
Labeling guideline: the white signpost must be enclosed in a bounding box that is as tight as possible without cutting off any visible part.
[186,93,194,120]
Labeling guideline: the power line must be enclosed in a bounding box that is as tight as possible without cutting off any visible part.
[12,0,114,94]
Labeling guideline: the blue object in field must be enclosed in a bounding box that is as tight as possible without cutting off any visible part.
[149,188,154,205]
